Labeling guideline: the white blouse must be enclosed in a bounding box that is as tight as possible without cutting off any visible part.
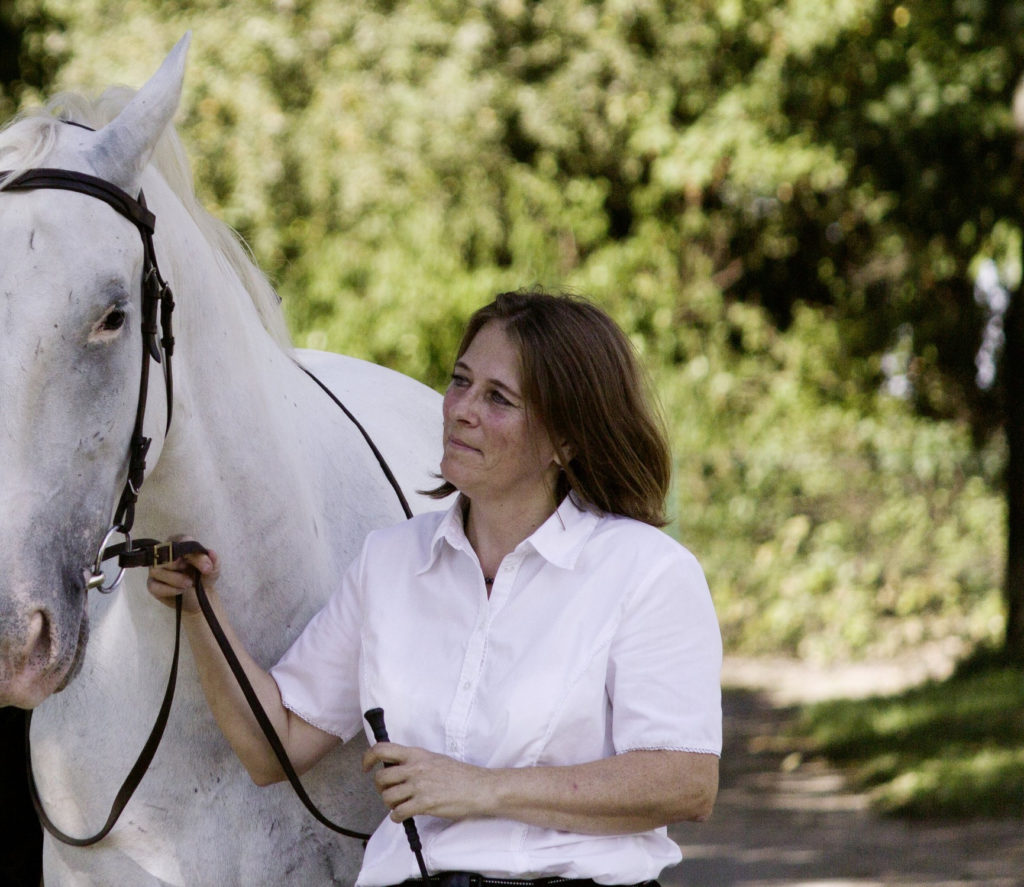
[270,496,722,886]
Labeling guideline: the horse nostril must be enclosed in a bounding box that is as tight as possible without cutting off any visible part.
[25,610,52,670]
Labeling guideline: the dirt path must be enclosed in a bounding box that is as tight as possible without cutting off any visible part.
[663,658,1024,887]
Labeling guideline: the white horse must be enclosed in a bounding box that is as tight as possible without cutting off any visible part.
[0,34,442,885]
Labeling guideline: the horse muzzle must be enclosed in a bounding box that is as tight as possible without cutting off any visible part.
[0,578,89,708]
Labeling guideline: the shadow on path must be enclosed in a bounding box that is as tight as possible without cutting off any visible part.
[665,687,1024,887]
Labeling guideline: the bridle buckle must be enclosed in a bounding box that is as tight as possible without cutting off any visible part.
[152,541,176,566]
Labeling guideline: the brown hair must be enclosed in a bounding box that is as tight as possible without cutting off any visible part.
[427,289,671,526]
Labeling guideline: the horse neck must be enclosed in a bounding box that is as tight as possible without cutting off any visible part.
[131,180,339,644]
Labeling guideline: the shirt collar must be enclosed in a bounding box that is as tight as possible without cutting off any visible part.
[418,496,472,576]
[526,494,599,569]
[418,493,600,576]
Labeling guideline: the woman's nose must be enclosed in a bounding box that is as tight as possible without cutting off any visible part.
[445,388,479,424]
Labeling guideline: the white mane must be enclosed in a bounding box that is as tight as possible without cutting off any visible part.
[0,87,292,351]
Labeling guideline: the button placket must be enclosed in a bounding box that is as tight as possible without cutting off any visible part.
[444,598,492,757]
[443,554,525,757]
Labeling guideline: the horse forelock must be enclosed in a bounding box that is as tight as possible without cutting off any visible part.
[0,87,293,353]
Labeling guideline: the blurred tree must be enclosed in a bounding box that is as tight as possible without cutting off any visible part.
[0,9,18,115]
[677,0,1024,659]
[0,0,68,114]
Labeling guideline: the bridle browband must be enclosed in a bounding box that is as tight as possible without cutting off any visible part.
[2,143,411,846]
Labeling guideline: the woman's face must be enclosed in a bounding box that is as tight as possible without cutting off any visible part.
[440,321,559,507]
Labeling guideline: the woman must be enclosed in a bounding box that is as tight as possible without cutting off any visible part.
[149,290,722,887]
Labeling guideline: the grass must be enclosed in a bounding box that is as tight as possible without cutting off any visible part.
[795,659,1024,819]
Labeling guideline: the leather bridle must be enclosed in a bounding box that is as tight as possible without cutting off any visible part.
[2,166,175,592]
[1,152,410,846]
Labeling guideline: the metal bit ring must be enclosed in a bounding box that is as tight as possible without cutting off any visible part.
[85,525,129,593]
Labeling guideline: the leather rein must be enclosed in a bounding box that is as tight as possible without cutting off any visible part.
[1,160,410,846]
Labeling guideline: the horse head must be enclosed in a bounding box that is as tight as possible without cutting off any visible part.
[0,36,190,708]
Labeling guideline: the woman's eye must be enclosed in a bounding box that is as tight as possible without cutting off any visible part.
[450,373,469,388]
[490,390,513,406]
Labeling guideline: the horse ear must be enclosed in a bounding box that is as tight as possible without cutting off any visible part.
[87,32,191,192]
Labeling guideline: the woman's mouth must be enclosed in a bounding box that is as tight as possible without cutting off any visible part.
[447,436,480,454]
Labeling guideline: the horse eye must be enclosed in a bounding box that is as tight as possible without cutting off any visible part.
[99,308,126,331]
[88,305,129,343]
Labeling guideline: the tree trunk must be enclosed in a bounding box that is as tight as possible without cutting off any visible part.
[1003,282,1024,662]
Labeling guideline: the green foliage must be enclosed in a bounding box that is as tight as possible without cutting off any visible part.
[3,0,1013,659]
[662,301,1005,659]
[798,665,1024,817]
[0,0,67,118]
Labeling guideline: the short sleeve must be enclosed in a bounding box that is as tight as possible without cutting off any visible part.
[269,547,365,741]
[607,548,722,756]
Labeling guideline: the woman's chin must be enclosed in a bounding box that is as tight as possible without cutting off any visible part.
[439,457,471,489]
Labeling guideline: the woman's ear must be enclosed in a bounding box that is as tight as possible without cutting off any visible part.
[554,441,574,468]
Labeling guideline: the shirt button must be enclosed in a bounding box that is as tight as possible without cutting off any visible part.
[462,681,472,690]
